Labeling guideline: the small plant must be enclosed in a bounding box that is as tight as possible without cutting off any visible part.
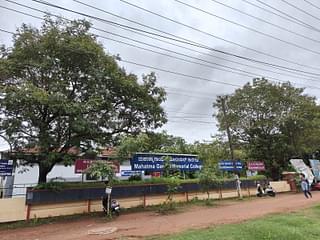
[157,201,177,215]
[199,167,217,200]
[166,175,181,202]
[86,160,115,183]
[128,175,142,181]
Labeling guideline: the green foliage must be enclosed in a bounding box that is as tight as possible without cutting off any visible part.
[214,78,320,179]
[116,131,191,161]
[0,17,166,182]
[199,167,218,200]
[157,201,178,215]
[85,161,115,183]
[165,175,181,202]
[33,181,63,192]
[163,156,172,178]
[128,175,142,181]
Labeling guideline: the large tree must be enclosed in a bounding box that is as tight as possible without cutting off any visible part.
[0,17,167,183]
[214,78,320,179]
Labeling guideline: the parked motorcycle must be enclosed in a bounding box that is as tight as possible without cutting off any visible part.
[102,196,121,216]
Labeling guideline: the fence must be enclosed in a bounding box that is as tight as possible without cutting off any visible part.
[0,183,37,198]
[0,180,291,223]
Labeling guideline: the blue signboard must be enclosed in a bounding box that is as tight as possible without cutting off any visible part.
[0,160,14,176]
[121,170,142,177]
[219,160,243,171]
[131,153,202,171]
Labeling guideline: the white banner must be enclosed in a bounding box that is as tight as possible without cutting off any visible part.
[290,159,314,185]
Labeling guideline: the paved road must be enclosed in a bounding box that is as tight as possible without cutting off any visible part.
[1,192,320,240]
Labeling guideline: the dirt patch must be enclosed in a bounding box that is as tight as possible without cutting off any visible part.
[1,192,319,240]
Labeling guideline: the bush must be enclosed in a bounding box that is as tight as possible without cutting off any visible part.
[128,175,142,181]
[33,181,63,192]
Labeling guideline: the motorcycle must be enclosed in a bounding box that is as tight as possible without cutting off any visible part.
[256,184,276,197]
[102,196,120,216]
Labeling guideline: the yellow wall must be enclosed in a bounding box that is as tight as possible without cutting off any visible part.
[1,181,291,223]
[0,198,26,223]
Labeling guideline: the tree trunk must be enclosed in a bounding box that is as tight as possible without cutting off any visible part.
[38,163,54,183]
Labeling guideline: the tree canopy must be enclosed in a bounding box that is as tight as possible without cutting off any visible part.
[0,17,167,182]
[214,78,320,179]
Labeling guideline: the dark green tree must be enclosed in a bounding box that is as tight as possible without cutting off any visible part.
[214,78,320,179]
[116,131,190,161]
[0,17,166,182]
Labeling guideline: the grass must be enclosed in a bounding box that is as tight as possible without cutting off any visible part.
[149,205,320,240]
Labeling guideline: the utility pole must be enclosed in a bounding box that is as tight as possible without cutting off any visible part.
[219,96,234,160]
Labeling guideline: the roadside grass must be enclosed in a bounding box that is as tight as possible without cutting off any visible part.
[150,205,320,240]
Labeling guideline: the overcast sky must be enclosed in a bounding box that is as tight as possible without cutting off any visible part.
[1,0,320,149]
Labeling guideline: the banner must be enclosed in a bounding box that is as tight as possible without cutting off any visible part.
[131,153,202,171]
[75,159,119,174]
[290,159,314,185]
[309,159,320,181]
[247,161,265,171]
[0,160,14,176]
[218,160,243,171]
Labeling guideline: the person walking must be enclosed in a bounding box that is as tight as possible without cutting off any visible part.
[300,173,312,199]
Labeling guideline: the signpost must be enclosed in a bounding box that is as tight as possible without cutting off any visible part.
[0,160,14,176]
[131,153,202,171]
[218,160,243,171]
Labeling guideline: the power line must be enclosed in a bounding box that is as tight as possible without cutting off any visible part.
[279,0,320,23]
[4,1,319,81]
[118,0,320,62]
[0,28,15,35]
[303,0,320,11]
[27,0,320,74]
[3,5,320,90]
[172,0,320,55]
[241,0,320,33]
[208,0,320,44]
[0,26,240,97]
[254,0,320,33]
[119,59,242,88]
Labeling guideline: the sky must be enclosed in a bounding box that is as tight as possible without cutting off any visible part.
[1,0,320,149]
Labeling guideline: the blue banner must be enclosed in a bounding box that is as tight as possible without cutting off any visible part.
[219,160,243,171]
[0,160,14,176]
[131,153,202,171]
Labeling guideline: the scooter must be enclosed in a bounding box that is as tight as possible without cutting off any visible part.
[256,184,276,197]
[102,196,120,216]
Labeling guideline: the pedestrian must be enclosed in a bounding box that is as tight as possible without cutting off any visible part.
[300,173,312,199]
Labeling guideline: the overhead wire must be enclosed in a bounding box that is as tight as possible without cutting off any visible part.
[116,0,320,66]
[4,0,320,81]
[30,0,320,74]
[208,0,320,44]
[171,0,320,54]
[279,0,320,23]
[253,0,320,33]
[303,0,320,11]
[3,2,320,90]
